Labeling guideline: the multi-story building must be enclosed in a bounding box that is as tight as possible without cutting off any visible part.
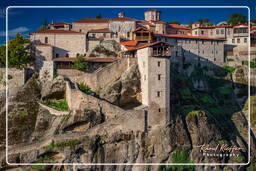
[191,22,249,46]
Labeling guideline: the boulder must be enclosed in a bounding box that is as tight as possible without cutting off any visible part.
[41,75,66,100]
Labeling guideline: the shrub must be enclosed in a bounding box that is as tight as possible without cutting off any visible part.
[73,56,88,71]
[159,151,195,171]
[180,88,191,100]
[187,110,202,118]
[227,58,234,62]
[43,99,69,111]
[199,95,215,104]
[223,66,236,73]
[181,105,199,116]
[242,60,256,68]
[43,140,81,150]
[31,165,45,169]
[8,74,13,80]
[78,83,93,95]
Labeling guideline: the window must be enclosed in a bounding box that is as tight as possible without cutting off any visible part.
[202,50,204,54]
[244,38,247,43]
[144,75,146,81]
[55,53,59,58]
[237,38,240,43]
[216,51,218,54]
[157,91,161,97]
[79,29,82,32]
[196,40,198,44]
[76,53,80,57]
[221,29,224,34]
[201,31,204,35]
[232,39,235,43]
[195,31,197,35]
[216,30,219,34]
[45,37,48,43]
[202,40,204,44]
[158,108,161,112]
[66,53,69,57]
[157,61,161,67]
[158,74,161,80]
[212,50,214,54]
[127,32,130,38]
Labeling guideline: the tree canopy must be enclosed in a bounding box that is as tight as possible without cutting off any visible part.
[227,13,247,25]
[96,14,102,19]
[72,55,88,72]
[37,19,49,31]
[167,21,181,25]
[0,33,33,68]
[197,18,213,26]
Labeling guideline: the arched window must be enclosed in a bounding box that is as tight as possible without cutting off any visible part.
[45,37,48,43]
[55,53,59,58]
[66,53,69,57]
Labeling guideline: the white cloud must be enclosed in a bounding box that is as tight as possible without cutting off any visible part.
[0,27,29,37]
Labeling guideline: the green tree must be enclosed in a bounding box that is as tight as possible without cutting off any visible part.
[0,33,33,68]
[37,19,49,31]
[227,13,247,25]
[96,14,102,19]
[72,55,88,71]
[168,21,181,25]
[197,18,213,26]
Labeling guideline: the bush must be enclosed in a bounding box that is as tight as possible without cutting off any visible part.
[78,83,93,95]
[181,105,199,116]
[199,95,215,104]
[242,60,256,68]
[223,66,236,73]
[73,56,88,71]
[43,140,81,150]
[159,151,195,171]
[43,99,69,111]
[227,58,234,62]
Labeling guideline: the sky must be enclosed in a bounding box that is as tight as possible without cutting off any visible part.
[0,0,256,45]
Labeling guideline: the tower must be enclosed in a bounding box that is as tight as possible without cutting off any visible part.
[136,42,172,129]
[144,9,161,21]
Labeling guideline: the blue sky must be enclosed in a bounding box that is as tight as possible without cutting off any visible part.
[0,0,255,44]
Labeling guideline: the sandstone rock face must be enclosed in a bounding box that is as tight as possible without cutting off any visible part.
[90,40,121,57]
[99,65,141,109]
[41,75,66,100]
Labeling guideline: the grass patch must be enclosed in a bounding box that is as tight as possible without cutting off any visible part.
[43,140,81,150]
[223,66,236,73]
[78,82,93,95]
[19,110,28,116]
[31,165,45,169]
[234,155,245,162]
[43,99,69,111]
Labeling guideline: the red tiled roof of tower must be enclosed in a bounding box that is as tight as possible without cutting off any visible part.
[50,22,70,26]
[88,28,111,33]
[73,18,110,23]
[145,9,160,12]
[29,29,84,34]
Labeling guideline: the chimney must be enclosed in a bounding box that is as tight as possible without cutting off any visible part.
[118,12,125,18]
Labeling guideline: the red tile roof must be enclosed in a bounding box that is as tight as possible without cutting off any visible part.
[251,44,256,47]
[50,22,70,26]
[53,57,121,63]
[73,18,110,23]
[120,40,138,46]
[145,9,160,12]
[88,28,111,33]
[30,29,84,34]
[111,17,136,21]
[168,24,190,30]
[157,34,225,40]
